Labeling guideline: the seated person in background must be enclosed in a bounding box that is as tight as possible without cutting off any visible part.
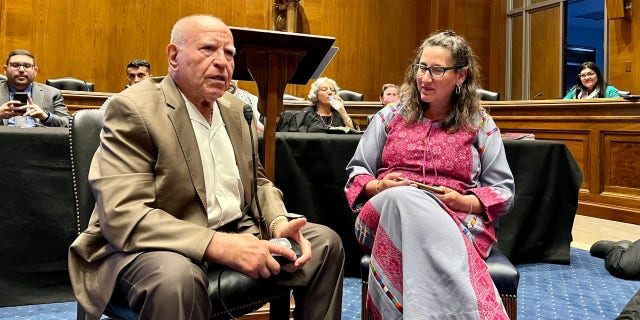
[68,15,344,319]
[379,83,398,105]
[228,79,263,133]
[289,77,358,132]
[590,238,639,280]
[590,239,640,319]
[101,58,152,109]
[344,30,514,319]
[564,61,620,99]
[125,58,152,89]
[0,49,70,127]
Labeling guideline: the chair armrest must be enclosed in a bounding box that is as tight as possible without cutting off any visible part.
[486,246,519,296]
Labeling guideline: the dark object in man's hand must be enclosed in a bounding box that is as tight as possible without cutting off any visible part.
[270,238,302,266]
[13,92,28,105]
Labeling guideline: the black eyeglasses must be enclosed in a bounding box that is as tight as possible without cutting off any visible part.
[8,62,35,70]
[578,72,595,79]
[412,63,464,78]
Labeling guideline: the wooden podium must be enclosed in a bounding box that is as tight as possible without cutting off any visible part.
[230,27,335,180]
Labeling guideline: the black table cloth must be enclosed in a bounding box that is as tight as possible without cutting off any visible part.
[0,127,76,306]
[0,128,582,305]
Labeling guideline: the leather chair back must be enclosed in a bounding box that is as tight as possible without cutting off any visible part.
[69,110,292,320]
[477,88,500,101]
[46,77,95,91]
[338,89,364,101]
[70,109,104,232]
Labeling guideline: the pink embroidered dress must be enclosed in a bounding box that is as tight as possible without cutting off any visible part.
[345,104,514,319]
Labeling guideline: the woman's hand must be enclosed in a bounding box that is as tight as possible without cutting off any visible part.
[436,187,482,214]
[367,172,412,196]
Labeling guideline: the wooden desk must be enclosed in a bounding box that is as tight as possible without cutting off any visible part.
[485,98,640,225]
[62,90,112,114]
[62,90,383,129]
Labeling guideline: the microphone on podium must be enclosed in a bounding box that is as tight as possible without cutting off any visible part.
[532,92,543,99]
[242,104,302,264]
[242,104,269,240]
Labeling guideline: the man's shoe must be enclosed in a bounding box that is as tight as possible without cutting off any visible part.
[590,240,633,259]
[612,240,633,251]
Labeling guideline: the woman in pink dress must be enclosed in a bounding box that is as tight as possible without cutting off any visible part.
[345,30,515,319]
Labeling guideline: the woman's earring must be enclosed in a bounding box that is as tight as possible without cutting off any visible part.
[455,84,461,95]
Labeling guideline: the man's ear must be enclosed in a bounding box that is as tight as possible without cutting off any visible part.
[167,44,179,70]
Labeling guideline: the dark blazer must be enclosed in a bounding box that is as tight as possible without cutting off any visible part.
[68,76,300,318]
[292,105,351,132]
[0,80,70,127]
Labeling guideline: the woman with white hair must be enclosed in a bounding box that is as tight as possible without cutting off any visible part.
[289,77,357,132]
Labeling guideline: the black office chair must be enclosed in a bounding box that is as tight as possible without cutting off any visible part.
[70,109,292,320]
[283,93,305,101]
[338,89,364,101]
[477,88,500,101]
[46,77,95,91]
[276,109,301,132]
[366,114,375,125]
[360,246,518,319]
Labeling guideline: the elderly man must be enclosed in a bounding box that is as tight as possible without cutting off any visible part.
[69,14,344,320]
[0,49,70,127]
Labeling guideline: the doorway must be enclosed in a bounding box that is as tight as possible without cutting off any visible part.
[565,0,606,95]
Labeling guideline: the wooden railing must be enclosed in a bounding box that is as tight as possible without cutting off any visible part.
[62,91,384,129]
[62,91,640,225]
[62,90,113,114]
[485,98,640,225]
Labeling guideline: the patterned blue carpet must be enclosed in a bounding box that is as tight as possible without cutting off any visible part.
[0,248,638,319]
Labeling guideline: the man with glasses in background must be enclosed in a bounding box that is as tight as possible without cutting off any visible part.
[0,49,70,127]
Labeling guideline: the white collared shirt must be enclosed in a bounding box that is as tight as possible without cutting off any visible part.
[183,94,243,229]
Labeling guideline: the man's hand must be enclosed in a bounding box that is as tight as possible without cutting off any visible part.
[23,102,49,121]
[0,101,27,119]
[271,218,311,273]
[203,232,298,279]
[204,232,284,279]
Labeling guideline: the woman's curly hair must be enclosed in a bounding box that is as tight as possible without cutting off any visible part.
[398,30,483,132]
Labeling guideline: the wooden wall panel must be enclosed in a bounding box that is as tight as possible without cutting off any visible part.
[607,1,639,94]
[510,14,523,100]
[528,4,562,99]
[608,18,635,92]
[489,0,507,96]
[604,134,640,194]
[414,0,495,91]
[0,0,498,102]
